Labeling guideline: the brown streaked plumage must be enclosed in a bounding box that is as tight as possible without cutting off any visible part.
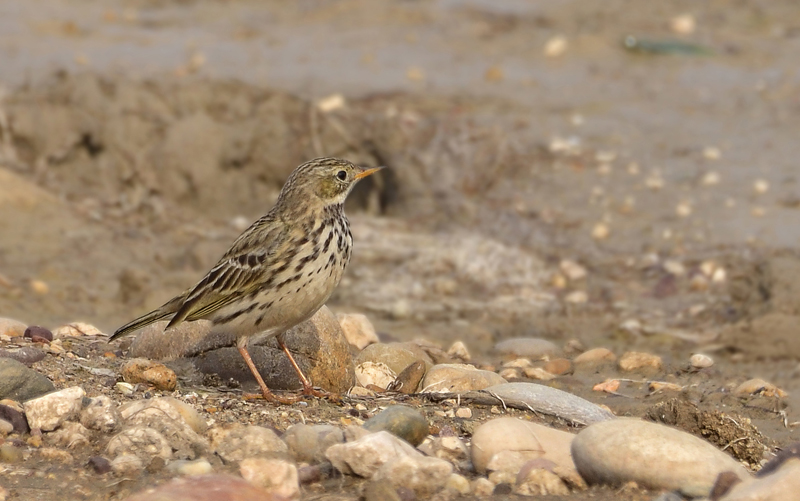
[110,157,384,403]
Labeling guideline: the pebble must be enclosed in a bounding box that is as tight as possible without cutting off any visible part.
[24,326,53,342]
[446,341,471,362]
[87,455,112,474]
[107,426,172,462]
[472,477,496,496]
[336,312,379,350]
[455,407,472,419]
[326,430,422,478]
[363,405,429,446]
[121,396,206,434]
[121,358,178,391]
[168,458,214,476]
[570,418,750,497]
[618,351,663,372]
[418,436,470,469]
[282,424,344,463]
[471,417,577,475]
[565,290,588,304]
[523,367,556,381]
[23,386,85,431]
[110,455,144,475]
[544,358,573,375]
[0,346,47,365]
[48,421,90,448]
[445,473,471,495]
[0,419,13,435]
[373,454,454,497]
[356,342,433,374]
[348,386,375,398]
[125,474,275,501]
[53,322,103,337]
[514,467,570,496]
[355,362,396,389]
[0,443,23,463]
[393,360,426,394]
[483,382,615,425]
[421,363,506,393]
[733,378,787,398]
[559,259,587,281]
[38,447,74,463]
[0,317,27,338]
[80,395,120,433]
[115,382,135,396]
[0,402,29,433]
[119,397,209,459]
[343,424,372,442]
[494,338,559,360]
[690,353,714,369]
[240,457,300,500]
[649,381,683,393]
[209,424,288,462]
[503,358,532,368]
[0,357,55,401]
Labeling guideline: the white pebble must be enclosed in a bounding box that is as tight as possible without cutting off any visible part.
[690,354,714,369]
[701,171,720,186]
[543,36,568,57]
[670,14,696,35]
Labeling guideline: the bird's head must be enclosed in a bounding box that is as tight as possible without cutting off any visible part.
[280,157,384,208]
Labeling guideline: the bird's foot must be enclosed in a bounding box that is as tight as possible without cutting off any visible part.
[300,384,341,403]
[242,390,300,405]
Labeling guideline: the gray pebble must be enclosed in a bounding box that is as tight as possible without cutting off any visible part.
[363,405,429,446]
[0,357,54,401]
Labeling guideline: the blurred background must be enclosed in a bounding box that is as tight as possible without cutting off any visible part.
[1,0,800,411]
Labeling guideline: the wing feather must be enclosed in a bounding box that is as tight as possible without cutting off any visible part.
[166,214,289,328]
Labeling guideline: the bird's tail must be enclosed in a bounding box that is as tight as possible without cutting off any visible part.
[110,291,190,341]
[109,309,173,341]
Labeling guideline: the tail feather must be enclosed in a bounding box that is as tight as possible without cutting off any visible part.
[109,309,174,341]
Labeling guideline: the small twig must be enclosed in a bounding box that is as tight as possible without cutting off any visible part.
[722,437,748,451]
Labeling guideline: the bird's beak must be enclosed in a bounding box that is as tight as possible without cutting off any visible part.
[354,165,385,180]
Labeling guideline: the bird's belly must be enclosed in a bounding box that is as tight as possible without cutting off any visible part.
[209,249,347,338]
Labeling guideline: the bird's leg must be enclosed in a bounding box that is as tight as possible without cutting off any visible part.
[237,343,297,404]
[277,334,331,399]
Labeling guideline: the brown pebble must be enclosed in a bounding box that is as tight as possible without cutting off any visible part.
[121,358,177,391]
[573,347,616,365]
[0,403,29,434]
[87,456,112,474]
[618,351,663,372]
[393,360,426,394]
[543,358,573,375]
[24,326,53,342]
[733,378,787,398]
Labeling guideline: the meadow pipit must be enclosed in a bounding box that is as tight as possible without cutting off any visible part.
[110,157,383,403]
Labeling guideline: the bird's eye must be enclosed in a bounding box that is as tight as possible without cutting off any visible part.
[336,170,347,181]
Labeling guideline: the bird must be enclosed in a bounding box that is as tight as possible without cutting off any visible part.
[110,157,384,403]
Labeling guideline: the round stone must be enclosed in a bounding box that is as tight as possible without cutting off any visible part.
[571,418,750,497]
[363,405,430,446]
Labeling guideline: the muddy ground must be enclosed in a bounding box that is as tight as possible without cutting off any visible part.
[2,1,800,499]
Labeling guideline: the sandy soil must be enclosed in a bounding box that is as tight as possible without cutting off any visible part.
[2,1,800,499]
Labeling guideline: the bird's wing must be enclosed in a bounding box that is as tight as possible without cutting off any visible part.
[166,214,290,328]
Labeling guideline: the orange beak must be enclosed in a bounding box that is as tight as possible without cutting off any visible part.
[354,165,385,180]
